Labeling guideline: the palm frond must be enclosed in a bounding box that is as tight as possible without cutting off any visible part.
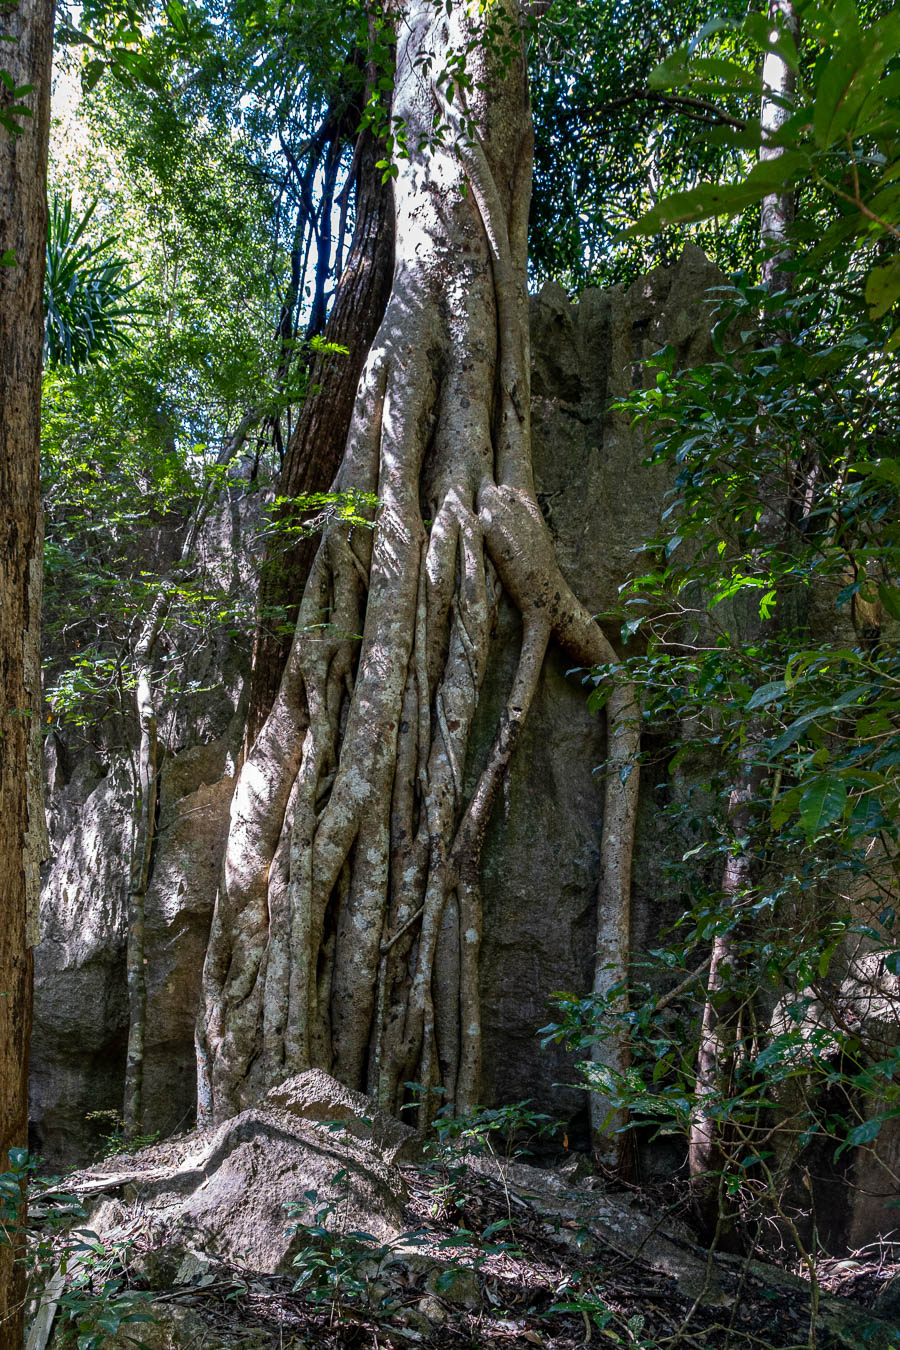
[44,195,143,369]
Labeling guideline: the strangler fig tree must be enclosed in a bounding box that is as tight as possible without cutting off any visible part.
[197,0,639,1149]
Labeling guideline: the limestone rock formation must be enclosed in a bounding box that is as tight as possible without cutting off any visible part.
[32,250,727,1163]
[29,249,730,1159]
[32,489,256,1166]
[263,1069,419,1164]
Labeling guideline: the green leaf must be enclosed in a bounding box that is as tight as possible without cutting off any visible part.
[82,58,105,93]
[813,16,900,147]
[852,459,900,490]
[845,1117,882,1147]
[799,776,847,836]
[865,260,900,322]
[627,153,808,236]
[746,680,788,709]
[878,584,900,622]
[814,38,866,147]
[771,784,803,829]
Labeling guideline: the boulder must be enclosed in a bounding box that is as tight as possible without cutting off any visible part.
[263,1069,419,1164]
[70,1100,409,1279]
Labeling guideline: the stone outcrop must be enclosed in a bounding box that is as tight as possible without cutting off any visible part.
[477,244,726,1131]
[35,247,900,1251]
[32,488,256,1166]
[263,1069,419,1165]
[32,250,729,1168]
[72,1104,409,1274]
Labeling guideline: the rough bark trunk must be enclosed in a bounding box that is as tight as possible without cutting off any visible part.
[688,742,760,1245]
[591,682,640,1171]
[0,0,53,1340]
[123,643,159,1140]
[245,128,394,746]
[198,0,638,1138]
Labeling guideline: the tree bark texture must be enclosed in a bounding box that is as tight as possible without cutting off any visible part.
[687,742,760,1245]
[759,0,799,292]
[245,129,395,747]
[590,681,640,1170]
[198,0,639,1133]
[0,0,53,1341]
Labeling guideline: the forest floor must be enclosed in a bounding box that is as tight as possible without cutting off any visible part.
[105,1155,900,1350]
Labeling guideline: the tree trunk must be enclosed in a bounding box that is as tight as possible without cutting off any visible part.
[688,741,760,1245]
[0,0,53,1340]
[245,127,394,746]
[198,0,639,1135]
[590,682,640,1171]
[759,0,799,293]
[688,0,799,1241]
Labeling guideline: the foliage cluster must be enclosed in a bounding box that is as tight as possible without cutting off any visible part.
[544,0,900,1276]
[529,0,758,289]
[44,196,138,369]
[40,51,281,730]
[1,1151,154,1350]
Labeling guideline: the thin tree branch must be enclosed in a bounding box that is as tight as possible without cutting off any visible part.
[560,89,747,133]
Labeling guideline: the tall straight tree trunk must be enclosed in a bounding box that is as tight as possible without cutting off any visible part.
[759,0,799,293]
[0,0,53,1341]
[688,0,799,1241]
[198,0,639,1134]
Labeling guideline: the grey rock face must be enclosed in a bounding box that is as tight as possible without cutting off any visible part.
[264,1069,419,1164]
[33,250,725,1164]
[32,732,240,1167]
[477,247,725,1131]
[32,759,134,1164]
[32,488,257,1167]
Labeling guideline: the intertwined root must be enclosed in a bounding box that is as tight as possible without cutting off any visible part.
[197,0,639,1136]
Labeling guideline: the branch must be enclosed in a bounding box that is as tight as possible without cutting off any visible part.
[654,955,714,1013]
[561,90,747,133]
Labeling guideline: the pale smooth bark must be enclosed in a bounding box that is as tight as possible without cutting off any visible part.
[759,0,799,292]
[688,0,799,1236]
[198,0,639,1134]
